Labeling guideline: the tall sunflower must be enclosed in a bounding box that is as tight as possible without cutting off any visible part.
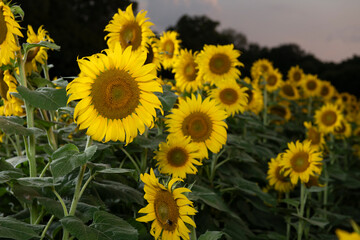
[196,44,243,86]
[158,31,181,70]
[209,81,248,116]
[262,68,283,92]
[242,77,263,115]
[0,69,25,116]
[304,122,325,150]
[166,94,228,159]
[144,38,161,70]
[0,1,23,65]
[287,65,305,86]
[301,74,320,97]
[279,82,299,101]
[136,169,197,240]
[319,80,335,101]
[334,119,352,139]
[66,44,162,144]
[269,102,291,124]
[314,103,343,134]
[250,59,273,83]
[25,25,53,75]
[267,154,294,193]
[104,4,154,53]
[154,135,202,179]
[280,140,322,185]
[173,49,202,93]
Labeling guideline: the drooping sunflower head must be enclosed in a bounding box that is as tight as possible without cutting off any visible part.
[0,1,23,65]
[304,121,325,150]
[242,77,264,115]
[269,102,292,124]
[25,25,53,75]
[144,38,161,70]
[280,140,323,185]
[287,65,305,86]
[279,81,299,100]
[250,59,274,82]
[154,135,202,179]
[334,119,352,139]
[340,92,352,105]
[173,49,202,93]
[165,94,228,159]
[0,69,25,116]
[196,44,243,86]
[136,169,197,240]
[319,80,335,101]
[267,154,294,193]
[301,74,320,97]
[66,44,163,144]
[305,175,324,188]
[209,81,248,116]
[314,103,343,134]
[104,4,154,53]
[158,31,181,70]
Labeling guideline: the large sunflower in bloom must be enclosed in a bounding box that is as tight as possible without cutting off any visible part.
[267,154,294,193]
[158,31,181,70]
[173,49,202,93]
[0,1,23,65]
[209,81,248,116]
[314,103,343,134]
[25,25,53,75]
[166,95,228,159]
[66,44,162,144]
[302,74,320,97]
[263,68,283,92]
[0,69,25,116]
[154,135,202,179]
[304,122,325,150]
[196,44,243,86]
[287,65,305,86]
[280,140,322,185]
[104,4,154,53]
[136,169,197,240]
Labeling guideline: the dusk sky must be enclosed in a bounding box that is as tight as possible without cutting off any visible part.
[138,0,360,63]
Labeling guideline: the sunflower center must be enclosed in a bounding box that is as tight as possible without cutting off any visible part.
[0,70,9,99]
[320,86,329,97]
[308,128,321,145]
[26,46,40,62]
[163,40,174,58]
[209,53,231,75]
[275,166,287,182]
[321,110,337,126]
[290,152,310,172]
[154,190,179,231]
[219,88,238,105]
[282,84,295,97]
[144,43,154,65]
[182,112,213,142]
[293,71,301,82]
[267,75,277,86]
[245,89,253,104]
[183,62,197,82]
[306,80,317,90]
[167,147,189,167]
[119,22,142,50]
[260,64,269,73]
[91,69,140,119]
[0,7,7,45]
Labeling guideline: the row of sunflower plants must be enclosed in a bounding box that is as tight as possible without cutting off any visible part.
[1,1,360,240]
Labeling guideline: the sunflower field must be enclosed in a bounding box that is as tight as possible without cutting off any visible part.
[1,2,360,240]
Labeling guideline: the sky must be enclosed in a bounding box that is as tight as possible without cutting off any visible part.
[138,0,360,63]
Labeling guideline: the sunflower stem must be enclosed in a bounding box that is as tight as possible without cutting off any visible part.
[304,193,312,240]
[190,216,197,240]
[262,76,268,126]
[120,146,140,175]
[40,215,55,240]
[298,183,307,240]
[8,135,22,156]
[323,161,329,219]
[285,192,291,240]
[307,97,312,119]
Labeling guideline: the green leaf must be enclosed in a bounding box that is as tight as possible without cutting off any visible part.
[156,85,177,111]
[12,184,41,204]
[91,211,138,240]
[190,185,231,213]
[61,216,110,240]
[37,197,65,219]
[198,231,224,240]
[292,214,329,228]
[6,156,28,167]
[17,86,67,111]
[97,168,134,174]
[0,160,24,184]
[0,217,43,240]
[280,198,300,209]
[31,76,55,88]
[10,5,24,20]
[133,134,165,149]
[50,144,97,178]
[23,41,60,53]
[17,177,59,187]
[0,117,37,136]
[306,186,325,193]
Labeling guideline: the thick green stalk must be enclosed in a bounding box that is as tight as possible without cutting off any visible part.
[298,183,307,240]
[262,76,268,126]
[307,97,313,119]
[285,192,291,240]
[40,215,55,240]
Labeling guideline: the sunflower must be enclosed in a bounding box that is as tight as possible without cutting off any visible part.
[304,122,325,150]
[279,81,299,100]
[196,44,243,86]
[305,175,324,188]
[334,119,352,139]
[165,94,228,159]
[242,77,263,115]
[25,25,53,75]
[66,44,162,144]
[104,4,154,53]
[154,135,202,179]
[301,74,320,97]
[0,69,25,116]
[335,229,360,240]
[0,1,23,65]
[319,80,335,101]
[261,68,283,92]
[209,81,248,116]
[340,92,352,105]
[269,102,291,124]
[173,49,202,93]
[267,154,294,193]
[314,103,343,134]
[280,140,322,185]
[250,59,273,83]
[158,31,181,70]
[287,65,305,86]
[144,38,161,70]
[136,169,197,240]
